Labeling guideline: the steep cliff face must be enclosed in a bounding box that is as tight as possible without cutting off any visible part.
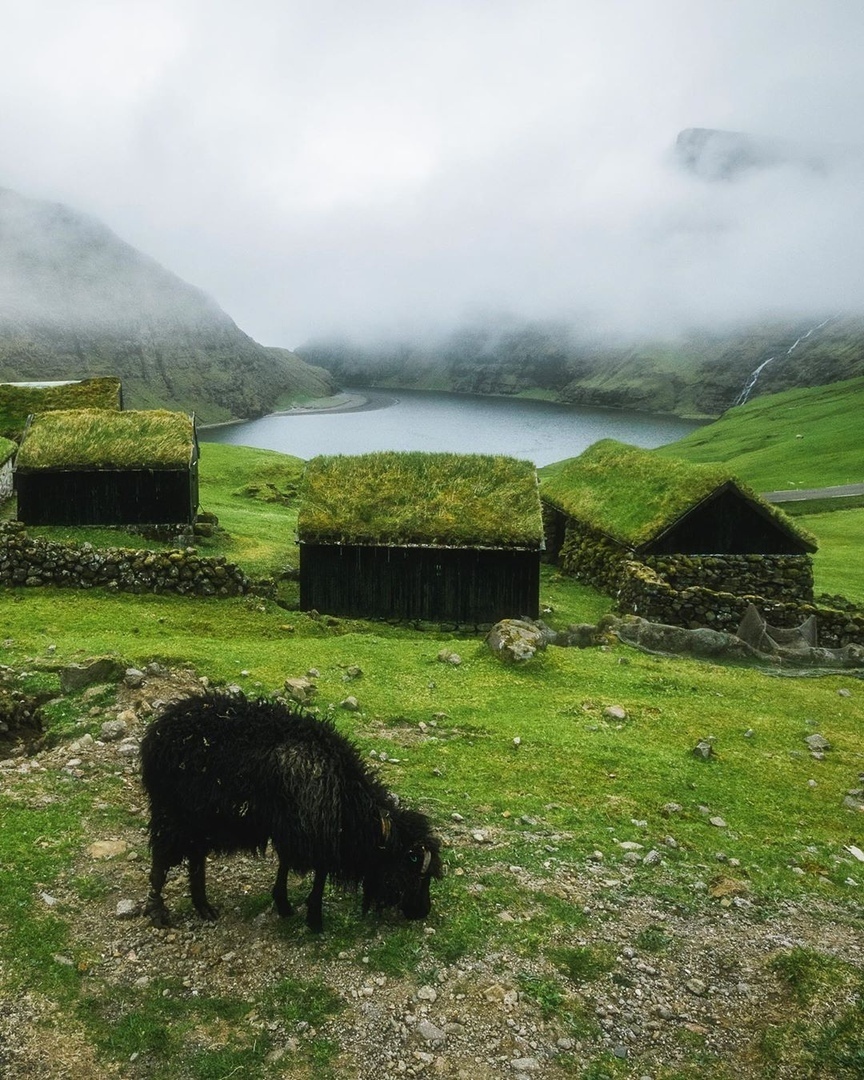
[0,188,334,422]
[299,315,864,420]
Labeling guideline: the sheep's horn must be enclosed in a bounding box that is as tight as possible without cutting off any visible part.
[380,813,391,843]
[421,848,432,875]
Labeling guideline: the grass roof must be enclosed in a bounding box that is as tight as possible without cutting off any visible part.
[16,409,196,470]
[0,436,16,464]
[298,451,543,548]
[0,378,121,440]
[540,439,816,550]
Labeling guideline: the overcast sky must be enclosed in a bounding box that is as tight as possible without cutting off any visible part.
[2,0,864,347]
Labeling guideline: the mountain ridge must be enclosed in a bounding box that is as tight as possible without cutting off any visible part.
[0,187,335,422]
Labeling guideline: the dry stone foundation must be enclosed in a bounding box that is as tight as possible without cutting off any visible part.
[0,523,249,597]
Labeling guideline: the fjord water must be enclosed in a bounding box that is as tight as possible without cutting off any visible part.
[200,388,703,466]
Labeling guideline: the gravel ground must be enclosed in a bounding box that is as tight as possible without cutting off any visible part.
[1,668,862,1079]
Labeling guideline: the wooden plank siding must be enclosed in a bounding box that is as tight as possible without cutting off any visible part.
[300,544,540,623]
[15,465,199,525]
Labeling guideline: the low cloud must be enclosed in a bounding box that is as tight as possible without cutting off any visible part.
[2,1,864,346]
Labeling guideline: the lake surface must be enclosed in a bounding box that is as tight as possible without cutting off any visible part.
[200,388,704,466]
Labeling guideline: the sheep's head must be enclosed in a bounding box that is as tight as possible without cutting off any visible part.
[363,811,442,920]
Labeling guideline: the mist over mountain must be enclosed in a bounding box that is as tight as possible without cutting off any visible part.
[0,187,334,422]
[299,311,864,420]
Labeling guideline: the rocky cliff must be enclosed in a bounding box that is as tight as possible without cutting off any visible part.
[0,188,335,422]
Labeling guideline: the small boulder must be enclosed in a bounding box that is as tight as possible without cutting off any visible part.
[283,676,317,705]
[60,657,125,693]
[486,620,547,664]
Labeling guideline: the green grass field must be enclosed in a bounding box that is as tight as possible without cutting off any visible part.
[0,381,862,1079]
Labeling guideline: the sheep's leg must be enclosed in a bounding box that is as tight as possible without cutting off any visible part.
[271,846,294,918]
[144,848,172,927]
[188,852,219,921]
[305,867,327,933]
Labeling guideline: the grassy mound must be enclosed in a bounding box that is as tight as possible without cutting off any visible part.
[299,451,543,548]
[16,409,195,470]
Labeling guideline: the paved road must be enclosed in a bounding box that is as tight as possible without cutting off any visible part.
[762,482,864,503]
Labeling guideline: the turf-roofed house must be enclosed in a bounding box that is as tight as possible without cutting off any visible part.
[540,440,817,629]
[298,451,544,623]
[15,409,199,526]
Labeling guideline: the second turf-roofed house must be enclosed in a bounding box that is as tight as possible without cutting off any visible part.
[298,452,544,623]
[540,440,817,629]
[15,409,199,526]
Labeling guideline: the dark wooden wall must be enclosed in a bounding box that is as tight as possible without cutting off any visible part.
[15,466,198,526]
[644,487,809,556]
[300,544,540,623]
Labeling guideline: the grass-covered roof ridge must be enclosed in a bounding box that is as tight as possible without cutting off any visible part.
[0,377,122,440]
[298,451,543,548]
[540,439,816,550]
[16,409,196,470]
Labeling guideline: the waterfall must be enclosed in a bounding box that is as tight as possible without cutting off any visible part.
[733,317,835,407]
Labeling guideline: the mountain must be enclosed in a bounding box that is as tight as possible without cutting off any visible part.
[673,127,826,181]
[0,187,335,422]
[298,314,864,420]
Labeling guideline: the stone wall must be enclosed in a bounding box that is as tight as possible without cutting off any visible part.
[617,559,864,647]
[557,523,629,592]
[0,524,249,597]
[0,459,12,503]
[644,553,814,602]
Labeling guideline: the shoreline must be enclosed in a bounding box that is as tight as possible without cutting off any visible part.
[198,389,399,430]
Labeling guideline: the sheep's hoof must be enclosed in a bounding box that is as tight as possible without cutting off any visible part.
[144,899,171,928]
[195,902,219,921]
[273,897,294,919]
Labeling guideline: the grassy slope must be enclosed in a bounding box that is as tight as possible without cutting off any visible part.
[0,408,863,1077]
[653,377,864,491]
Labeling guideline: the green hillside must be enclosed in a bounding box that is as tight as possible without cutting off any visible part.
[654,377,864,491]
[0,187,336,422]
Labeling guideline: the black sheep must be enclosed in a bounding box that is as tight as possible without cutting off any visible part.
[139,691,442,932]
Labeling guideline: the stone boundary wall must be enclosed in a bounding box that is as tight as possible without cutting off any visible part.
[0,524,249,597]
[617,560,864,648]
[558,523,628,592]
[644,553,814,602]
[0,459,12,503]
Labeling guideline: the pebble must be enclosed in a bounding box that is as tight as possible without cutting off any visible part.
[685,978,708,996]
[416,1019,446,1045]
[340,696,360,711]
[709,816,727,828]
[416,985,438,1002]
[511,1057,540,1072]
[100,719,127,742]
[116,899,140,919]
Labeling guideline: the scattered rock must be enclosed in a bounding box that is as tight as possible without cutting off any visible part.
[709,816,728,829]
[804,733,831,753]
[340,696,360,712]
[100,719,127,742]
[692,740,714,761]
[604,705,628,722]
[124,668,146,689]
[60,657,125,693]
[485,620,547,664]
[88,839,129,860]
[416,1018,446,1045]
[116,899,140,919]
[283,676,317,705]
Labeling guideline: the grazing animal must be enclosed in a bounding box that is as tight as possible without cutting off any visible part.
[139,691,441,932]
